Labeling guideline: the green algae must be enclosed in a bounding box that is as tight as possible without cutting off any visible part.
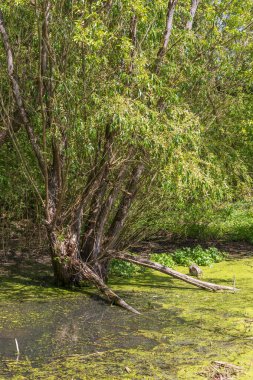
[0,257,253,379]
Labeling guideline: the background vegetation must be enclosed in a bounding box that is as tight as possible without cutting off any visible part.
[1,1,253,246]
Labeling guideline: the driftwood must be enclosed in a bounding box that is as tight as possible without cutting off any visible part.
[117,253,238,292]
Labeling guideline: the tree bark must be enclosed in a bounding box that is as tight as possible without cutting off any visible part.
[117,253,238,292]
[105,163,144,251]
[155,0,178,71]
[185,0,200,31]
[47,228,140,314]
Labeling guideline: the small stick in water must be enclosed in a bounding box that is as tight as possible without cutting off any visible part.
[15,338,20,355]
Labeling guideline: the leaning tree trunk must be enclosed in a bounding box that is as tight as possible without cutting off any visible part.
[117,253,238,292]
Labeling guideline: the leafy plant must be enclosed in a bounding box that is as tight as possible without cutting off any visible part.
[150,246,225,268]
[109,259,140,278]
[150,254,175,268]
[172,246,225,266]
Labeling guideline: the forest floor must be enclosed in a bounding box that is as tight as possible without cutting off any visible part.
[131,237,253,258]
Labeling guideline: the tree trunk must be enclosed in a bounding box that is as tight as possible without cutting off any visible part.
[117,253,238,292]
[46,228,140,313]
[47,228,80,286]
[80,163,130,281]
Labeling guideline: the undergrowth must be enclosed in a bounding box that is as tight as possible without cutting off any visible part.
[170,246,225,266]
[180,202,253,243]
[109,246,225,277]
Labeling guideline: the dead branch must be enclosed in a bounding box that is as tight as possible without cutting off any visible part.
[117,253,238,292]
[76,260,141,314]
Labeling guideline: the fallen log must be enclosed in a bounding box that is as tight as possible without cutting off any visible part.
[117,253,238,292]
[76,260,141,314]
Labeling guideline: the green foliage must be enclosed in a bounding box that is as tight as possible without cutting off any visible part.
[110,246,225,278]
[149,253,175,268]
[1,0,253,250]
[109,259,140,278]
[151,246,225,268]
[172,246,226,267]
[203,202,253,243]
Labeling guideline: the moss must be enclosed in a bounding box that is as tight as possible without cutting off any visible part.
[0,257,253,379]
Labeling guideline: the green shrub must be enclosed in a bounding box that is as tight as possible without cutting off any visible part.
[109,259,142,278]
[109,246,225,278]
[172,245,225,266]
[151,246,225,268]
[149,253,175,268]
[205,202,253,243]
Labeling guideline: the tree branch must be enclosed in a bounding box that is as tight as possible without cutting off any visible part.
[105,163,144,250]
[129,13,138,74]
[0,110,22,147]
[185,0,200,31]
[0,9,46,176]
[155,0,178,71]
[75,259,140,314]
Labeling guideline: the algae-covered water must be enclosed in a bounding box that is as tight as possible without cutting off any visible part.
[0,256,253,379]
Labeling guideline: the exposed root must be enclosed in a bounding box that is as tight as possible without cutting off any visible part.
[117,253,238,292]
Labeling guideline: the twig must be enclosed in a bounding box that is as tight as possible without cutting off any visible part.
[15,338,20,355]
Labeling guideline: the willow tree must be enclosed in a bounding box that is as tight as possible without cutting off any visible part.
[1,0,249,312]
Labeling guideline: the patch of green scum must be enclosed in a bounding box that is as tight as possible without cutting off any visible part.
[0,296,92,331]
[1,348,189,379]
[3,344,251,380]
[0,275,97,329]
[0,274,95,303]
[1,258,253,379]
[133,258,253,379]
[109,258,253,378]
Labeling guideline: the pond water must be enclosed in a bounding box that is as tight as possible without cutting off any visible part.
[0,255,253,379]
